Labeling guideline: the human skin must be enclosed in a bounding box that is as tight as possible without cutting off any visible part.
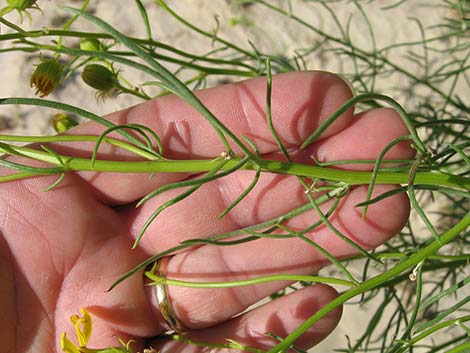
[0,71,414,352]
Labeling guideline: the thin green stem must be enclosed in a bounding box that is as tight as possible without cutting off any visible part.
[0,133,158,160]
[387,262,424,353]
[254,1,467,111]
[154,0,255,60]
[268,214,470,353]
[145,272,355,289]
[134,0,153,51]
[1,144,469,191]
[0,17,29,35]
[217,167,261,219]
[301,93,426,154]
[0,97,156,156]
[116,83,151,100]
[55,0,91,56]
[0,29,257,72]
[293,232,358,286]
[0,171,37,183]
[435,342,470,353]
[400,315,470,352]
[362,135,413,218]
[109,190,346,291]
[64,6,256,159]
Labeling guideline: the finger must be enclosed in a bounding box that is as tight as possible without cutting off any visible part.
[66,71,354,203]
[151,285,341,353]
[150,184,408,329]
[122,107,414,253]
[312,107,414,170]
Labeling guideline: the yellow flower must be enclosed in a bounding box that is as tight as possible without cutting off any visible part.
[30,58,63,97]
[71,308,93,347]
[60,308,92,353]
[60,308,135,353]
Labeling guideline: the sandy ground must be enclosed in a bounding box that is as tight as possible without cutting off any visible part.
[0,0,453,134]
[0,1,465,352]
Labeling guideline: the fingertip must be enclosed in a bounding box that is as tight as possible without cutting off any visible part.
[292,71,355,143]
[152,284,343,353]
[231,284,342,350]
[284,284,342,349]
[312,107,416,170]
[244,284,342,350]
[341,185,410,249]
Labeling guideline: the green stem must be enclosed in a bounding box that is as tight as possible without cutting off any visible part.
[267,214,470,353]
[167,334,265,353]
[301,93,425,154]
[442,342,470,353]
[0,29,257,72]
[145,272,355,289]
[154,0,256,60]
[109,189,355,291]
[1,144,469,191]
[55,0,90,57]
[399,315,470,352]
[63,6,253,158]
[255,0,467,112]
[0,97,156,155]
[116,83,151,100]
[0,171,37,182]
[0,134,158,160]
[0,17,29,35]
[357,252,470,262]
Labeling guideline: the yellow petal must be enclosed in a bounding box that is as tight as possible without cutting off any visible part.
[60,332,80,353]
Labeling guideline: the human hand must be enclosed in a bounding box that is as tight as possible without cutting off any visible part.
[0,71,414,352]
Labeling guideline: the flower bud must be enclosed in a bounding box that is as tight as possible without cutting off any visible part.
[52,113,79,133]
[5,0,37,10]
[30,58,63,97]
[81,64,118,92]
[79,38,104,52]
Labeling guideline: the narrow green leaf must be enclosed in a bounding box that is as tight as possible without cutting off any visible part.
[218,167,260,219]
[137,157,248,207]
[63,6,256,159]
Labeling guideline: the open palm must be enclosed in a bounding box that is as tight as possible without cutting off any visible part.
[0,71,414,352]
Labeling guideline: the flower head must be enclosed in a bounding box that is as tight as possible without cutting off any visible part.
[82,64,118,92]
[52,113,79,133]
[81,64,119,99]
[61,308,92,353]
[2,0,40,22]
[80,38,105,52]
[5,0,37,10]
[60,308,135,353]
[30,58,63,97]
